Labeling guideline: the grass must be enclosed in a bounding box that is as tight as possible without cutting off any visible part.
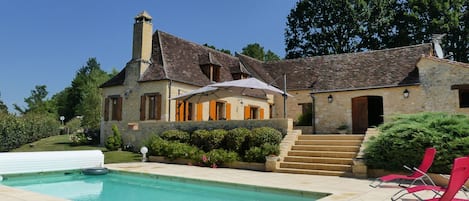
[12,135,141,164]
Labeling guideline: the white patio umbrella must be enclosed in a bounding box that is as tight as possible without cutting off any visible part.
[171,77,291,103]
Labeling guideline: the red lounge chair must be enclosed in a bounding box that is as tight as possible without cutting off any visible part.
[369,147,437,188]
[391,156,469,201]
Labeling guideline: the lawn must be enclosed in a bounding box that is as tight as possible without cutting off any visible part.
[12,135,142,164]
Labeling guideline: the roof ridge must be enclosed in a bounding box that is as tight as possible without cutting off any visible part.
[156,31,169,79]
[281,43,433,62]
[156,30,238,59]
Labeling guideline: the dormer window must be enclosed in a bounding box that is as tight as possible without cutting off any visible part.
[199,53,222,82]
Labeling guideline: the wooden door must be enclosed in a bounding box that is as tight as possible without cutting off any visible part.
[352,97,368,134]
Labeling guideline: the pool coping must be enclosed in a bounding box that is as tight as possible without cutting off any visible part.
[0,162,445,201]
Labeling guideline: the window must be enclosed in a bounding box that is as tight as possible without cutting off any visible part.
[451,85,469,108]
[201,65,221,82]
[176,100,193,121]
[209,100,231,120]
[140,93,161,121]
[244,105,262,120]
[104,96,122,121]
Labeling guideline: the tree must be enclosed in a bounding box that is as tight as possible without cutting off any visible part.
[14,85,56,115]
[284,0,468,62]
[0,93,8,114]
[285,0,363,59]
[241,43,281,61]
[58,58,109,129]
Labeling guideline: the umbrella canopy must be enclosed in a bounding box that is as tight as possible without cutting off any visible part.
[210,78,290,97]
[171,78,291,103]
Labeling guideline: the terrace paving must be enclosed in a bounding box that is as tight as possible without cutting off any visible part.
[0,162,459,201]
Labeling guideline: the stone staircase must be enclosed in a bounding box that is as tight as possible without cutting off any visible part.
[275,134,365,176]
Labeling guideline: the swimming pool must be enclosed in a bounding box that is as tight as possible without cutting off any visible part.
[1,171,328,201]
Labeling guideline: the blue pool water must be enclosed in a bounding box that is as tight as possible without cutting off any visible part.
[1,171,328,201]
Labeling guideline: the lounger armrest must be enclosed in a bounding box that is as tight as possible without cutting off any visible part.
[413,167,437,186]
[403,165,413,172]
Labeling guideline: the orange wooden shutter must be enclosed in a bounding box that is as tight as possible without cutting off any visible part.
[226,103,231,120]
[104,97,109,121]
[176,100,183,121]
[209,100,216,120]
[259,108,265,120]
[184,102,190,121]
[140,96,146,121]
[116,96,123,121]
[244,106,250,120]
[196,103,203,121]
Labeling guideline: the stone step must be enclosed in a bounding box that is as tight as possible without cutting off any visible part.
[295,140,363,146]
[299,134,364,141]
[283,156,353,165]
[280,162,351,172]
[291,145,360,152]
[288,150,357,158]
[275,167,351,177]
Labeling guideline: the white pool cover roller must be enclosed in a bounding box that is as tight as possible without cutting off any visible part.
[0,150,104,175]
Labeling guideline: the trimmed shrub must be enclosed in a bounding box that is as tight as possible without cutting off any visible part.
[191,129,226,152]
[147,136,200,160]
[161,130,190,143]
[194,149,239,167]
[364,112,469,173]
[147,136,169,156]
[105,125,123,151]
[0,112,60,151]
[243,143,280,163]
[224,127,251,153]
[249,127,282,147]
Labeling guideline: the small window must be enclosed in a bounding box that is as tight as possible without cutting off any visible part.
[451,85,469,108]
[140,93,161,121]
[110,96,122,121]
[201,65,221,82]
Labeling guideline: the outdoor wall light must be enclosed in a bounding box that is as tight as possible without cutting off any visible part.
[403,89,410,99]
[140,146,148,162]
[327,95,333,103]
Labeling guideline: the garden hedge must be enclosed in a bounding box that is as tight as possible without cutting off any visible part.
[364,112,469,173]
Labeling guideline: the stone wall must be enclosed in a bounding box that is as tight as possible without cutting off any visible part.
[101,118,293,147]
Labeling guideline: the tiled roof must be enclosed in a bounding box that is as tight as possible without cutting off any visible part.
[263,44,433,92]
[101,29,434,94]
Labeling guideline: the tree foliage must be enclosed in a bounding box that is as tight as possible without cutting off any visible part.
[241,43,281,61]
[14,85,56,115]
[285,0,468,62]
[0,93,8,114]
[203,43,232,55]
[53,58,110,129]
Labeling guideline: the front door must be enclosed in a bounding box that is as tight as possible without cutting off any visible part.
[351,96,383,134]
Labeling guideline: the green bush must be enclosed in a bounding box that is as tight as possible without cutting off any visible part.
[191,129,226,152]
[147,136,169,156]
[224,127,251,153]
[105,125,123,151]
[194,149,239,167]
[364,112,469,173]
[249,127,283,147]
[160,130,190,143]
[0,112,60,151]
[243,143,280,163]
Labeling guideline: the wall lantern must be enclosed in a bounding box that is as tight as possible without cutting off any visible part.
[403,89,410,99]
[327,94,333,103]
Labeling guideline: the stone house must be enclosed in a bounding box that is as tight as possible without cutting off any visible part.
[100,11,469,141]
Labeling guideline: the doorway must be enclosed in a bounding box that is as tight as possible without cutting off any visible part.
[351,96,383,133]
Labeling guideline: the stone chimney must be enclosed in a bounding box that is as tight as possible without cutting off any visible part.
[132,11,153,75]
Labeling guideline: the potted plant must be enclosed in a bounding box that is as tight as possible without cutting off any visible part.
[337,124,349,134]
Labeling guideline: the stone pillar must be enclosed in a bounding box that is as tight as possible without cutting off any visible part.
[265,156,280,172]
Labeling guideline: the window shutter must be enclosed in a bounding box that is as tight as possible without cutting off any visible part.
[259,108,264,120]
[209,100,216,120]
[140,96,146,121]
[244,106,250,120]
[104,97,109,121]
[226,103,231,120]
[196,103,203,121]
[156,94,161,120]
[116,96,123,121]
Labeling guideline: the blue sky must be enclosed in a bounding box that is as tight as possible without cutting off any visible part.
[0,0,297,111]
